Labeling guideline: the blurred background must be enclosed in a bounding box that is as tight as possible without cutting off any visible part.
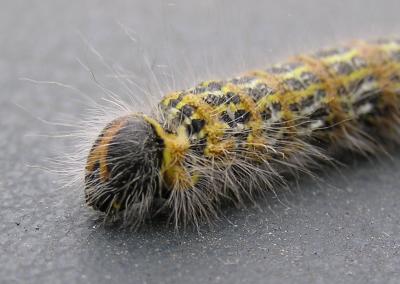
[2,1,400,283]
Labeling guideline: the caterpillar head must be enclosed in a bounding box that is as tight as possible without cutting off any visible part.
[84,114,164,221]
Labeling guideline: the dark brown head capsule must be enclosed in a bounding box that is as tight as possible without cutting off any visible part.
[85,115,164,216]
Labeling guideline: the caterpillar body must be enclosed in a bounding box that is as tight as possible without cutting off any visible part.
[85,38,400,228]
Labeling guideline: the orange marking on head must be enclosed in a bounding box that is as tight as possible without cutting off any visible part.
[86,116,129,182]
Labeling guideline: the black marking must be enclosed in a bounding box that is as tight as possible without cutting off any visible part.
[309,107,329,120]
[284,78,306,91]
[289,103,300,112]
[332,61,354,75]
[348,75,376,96]
[353,92,380,109]
[221,111,237,128]
[190,138,207,154]
[271,102,282,111]
[181,105,194,117]
[233,131,249,142]
[300,96,314,108]
[191,119,206,134]
[207,81,223,91]
[234,110,251,124]
[249,83,274,101]
[192,86,206,94]
[205,94,226,106]
[300,72,321,86]
[169,99,180,107]
[226,92,241,104]
[315,89,327,100]
[261,111,272,120]
[390,74,400,82]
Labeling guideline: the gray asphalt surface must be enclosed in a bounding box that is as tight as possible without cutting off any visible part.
[2,1,400,283]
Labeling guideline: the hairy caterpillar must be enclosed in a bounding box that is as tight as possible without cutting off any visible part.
[84,38,400,229]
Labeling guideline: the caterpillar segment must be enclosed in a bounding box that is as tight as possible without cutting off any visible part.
[84,39,400,227]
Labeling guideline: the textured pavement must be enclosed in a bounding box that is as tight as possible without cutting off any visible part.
[2,1,400,283]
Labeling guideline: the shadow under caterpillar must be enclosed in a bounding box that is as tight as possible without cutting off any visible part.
[84,38,400,229]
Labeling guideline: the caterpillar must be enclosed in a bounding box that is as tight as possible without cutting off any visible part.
[84,38,400,229]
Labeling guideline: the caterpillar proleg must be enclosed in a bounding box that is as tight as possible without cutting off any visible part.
[84,38,400,229]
